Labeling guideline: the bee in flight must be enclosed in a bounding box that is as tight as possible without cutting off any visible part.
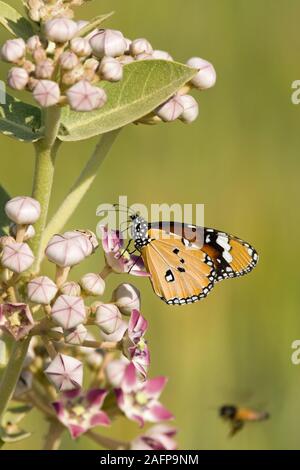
[219,404,270,437]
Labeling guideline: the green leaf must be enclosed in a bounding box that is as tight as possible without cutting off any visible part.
[0,185,10,236]
[0,94,43,142]
[78,11,115,37]
[0,1,35,38]
[59,60,196,142]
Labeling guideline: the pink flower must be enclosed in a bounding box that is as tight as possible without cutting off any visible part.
[131,424,177,450]
[122,310,150,378]
[100,226,149,277]
[0,303,34,340]
[115,363,173,427]
[44,354,83,391]
[53,388,110,439]
[66,80,107,112]
[1,241,34,273]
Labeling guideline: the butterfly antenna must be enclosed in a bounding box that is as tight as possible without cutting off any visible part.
[113,203,136,216]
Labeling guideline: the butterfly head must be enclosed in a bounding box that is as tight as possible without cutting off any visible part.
[130,214,150,249]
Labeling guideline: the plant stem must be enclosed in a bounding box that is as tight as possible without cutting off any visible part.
[29,106,62,274]
[43,420,64,451]
[0,337,31,421]
[87,430,129,450]
[41,129,121,253]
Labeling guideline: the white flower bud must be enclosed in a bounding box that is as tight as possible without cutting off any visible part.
[1,241,34,273]
[135,53,153,61]
[65,324,87,345]
[156,95,184,122]
[60,281,81,296]
[70,37,92,57]
[27,35,42,52]
[45,234,87,267]
[95,303,122,335]
[130,38,153,57]
[90,29,127,58]
[7,67,29,91]
[152,50,173,61]
[118,55,134,65]
[45,354,83,391]
[66,80,107,112]
[80,273,105,296]
[28,276,58,304]
[32,47,47,64]
[51,295,86,330]
[64,230,98,256]
[124,38,132,53]
[35,59,54,79]
[9,223,35,241]
[99,57,123,82]
[112,283,141,315]
[186,57,216,90]
[33,80,61,107]
[59,51,79,70]
[100,320,127,343]
[61,65,84,86]
[5,196,40,225]
[179,95,199,123]
[44,18,78,43]
[1,38,26,63]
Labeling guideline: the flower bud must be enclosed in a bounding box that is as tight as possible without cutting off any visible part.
[156,95,184,122]
[65,324,87,345]
[66,80,107,112]
[124,38,132,53]
[64,230,98,256]
[35,59,54,79]
[80,273,105,296]
[100,320,128,343]
[61,65,84,86]
[51,295,86,330]
[70,37,92,57]
[152,50,173,61]
[186,57,216,90]
[90,29,126,58]
[179,95,199,123]
[33,80,61,107]
[60,281,81,296]
[130,38,153,57]
[84,58,100,72]
[95,303,122,335]
[135,53,153,61]
[118,55,134,65]
[27,35,42,52]
[1,242,34,273]
[7,67,29,91]
[32,47,47,64]
[44,18,78,43]
[99,57,123,82]
[112,283,141,315]
[27,276,58,305]
[1,38,26,63]
[5,196,41,225]
[45,234,87,267]
[45,354,83,391]
[10,223,35,241]
[59,51,79,70]
[23,60,35,74]
[106,358,129,387]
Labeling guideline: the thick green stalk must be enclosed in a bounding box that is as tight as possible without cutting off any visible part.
[29,106,62,274]
[41,128,121,253]
[0,337,30,421]
[0,107,61,423]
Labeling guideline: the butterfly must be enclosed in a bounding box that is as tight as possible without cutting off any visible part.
[123,212,259,306]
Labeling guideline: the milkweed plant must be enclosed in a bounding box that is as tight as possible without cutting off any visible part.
[0,0,216,450]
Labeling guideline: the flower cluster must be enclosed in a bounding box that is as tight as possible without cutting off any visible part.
[0,4,215,122]
[0,196,176,449]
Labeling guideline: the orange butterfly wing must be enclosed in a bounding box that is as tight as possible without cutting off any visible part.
[141,228,216,305]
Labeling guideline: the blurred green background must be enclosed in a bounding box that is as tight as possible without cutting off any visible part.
[1,0,300,450]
